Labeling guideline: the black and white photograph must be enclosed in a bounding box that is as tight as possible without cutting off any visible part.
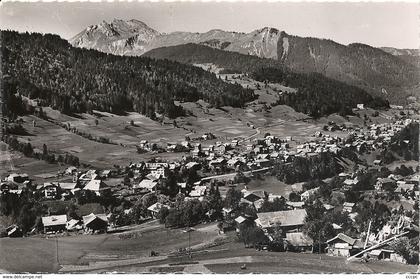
[0,0,419,275]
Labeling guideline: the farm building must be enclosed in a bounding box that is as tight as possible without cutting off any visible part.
[42,215,67,233]
[66,219,83,231]
[326,233,363,257]
[136,179,158,192]
[82,213,108,233]
[243,190,266,203]
[84,179,108,196]
[285,232,313,252]
[368,248,406,263]
[255,209,307,233]
[147,202,170,218]
[5,225,23,237]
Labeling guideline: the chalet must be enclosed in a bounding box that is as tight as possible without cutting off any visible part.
[150,166,169,178]
[136,179,158,192]
[66,219,83,231]
[185,162,200,170]
[40,183,59,199]
[343,202,355,213]
[83,213,108,233]
[65,166,78,175]
[79,170,98,181]
[375,178,395,191]
[239,198,254,206]
[84,179,108,196]
[373,159,382,165]
[326,233,363,257]
[166,142,178,152]
[6,173,29,183]
[227,158,244,169]
[253,199,265,212]
[243,190,266,203]
[222,207,235,218]
[255,209,307,233]
[268,194,283,202]
[324,204,335,211]
[285,232,313,252]
[209,158,226,170]
[59,182,79,195]
[177,182,187,190]
[190,185,207,198]
[332,223,343,232]
[5,225,23,238]
[301,187,319,201]
[368,247,406,263]
[147,202,170,218]
[343,178,358,187]
[0,182,14,192]
[42,215,67,233]
[100,169,113,179]
[234,216,254,232]
[190,148,200,158]
[286,201,305,209]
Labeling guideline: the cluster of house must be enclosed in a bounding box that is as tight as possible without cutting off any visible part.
[375,174,419,198]
[41,213,108,234]
[347,119,414,154]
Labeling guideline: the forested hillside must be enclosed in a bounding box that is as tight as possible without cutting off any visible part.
[2,31,255,119]
[145,44,389,117]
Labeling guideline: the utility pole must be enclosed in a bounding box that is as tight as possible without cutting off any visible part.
[56,236,60,266]
[183,227,195,259]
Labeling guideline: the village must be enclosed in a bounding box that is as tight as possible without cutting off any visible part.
[0,103,418,273]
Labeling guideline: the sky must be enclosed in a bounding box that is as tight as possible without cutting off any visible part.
[0,1,418,49]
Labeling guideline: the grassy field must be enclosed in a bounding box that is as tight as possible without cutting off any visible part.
[0,221,221,273]
[89,239,417,274]
[238,176,300,197]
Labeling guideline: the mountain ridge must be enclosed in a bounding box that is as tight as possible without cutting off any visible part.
[70,19,420,104]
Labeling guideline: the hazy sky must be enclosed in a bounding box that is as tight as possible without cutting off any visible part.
[0,2,418,49]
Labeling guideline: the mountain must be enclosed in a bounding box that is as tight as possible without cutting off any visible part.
[2,31,255,119]
[380,47,419,57]
[71,19,420,104]
[144,43,389,117]
[275,34,420,104]
[380,47,420,67]
[70,19,160,55]
[70,19,282,58]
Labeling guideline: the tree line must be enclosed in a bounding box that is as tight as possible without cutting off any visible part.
[2,31,255,119]
[145,43,389,117]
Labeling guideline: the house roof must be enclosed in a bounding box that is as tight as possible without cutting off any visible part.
[82,213,108,226]
[42,215,67,227]
[190,186,207,197]
[66,219,82,229]
[285,232,313,246]
[59,182,78,190]
[84,179,106,192]
[185,162,199,169]
[147,202,169,213]
[256,209,307,228]
[235,216,247,224]
[286,201,305,208]
[137,179,158,190]
[326,233,356,245]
